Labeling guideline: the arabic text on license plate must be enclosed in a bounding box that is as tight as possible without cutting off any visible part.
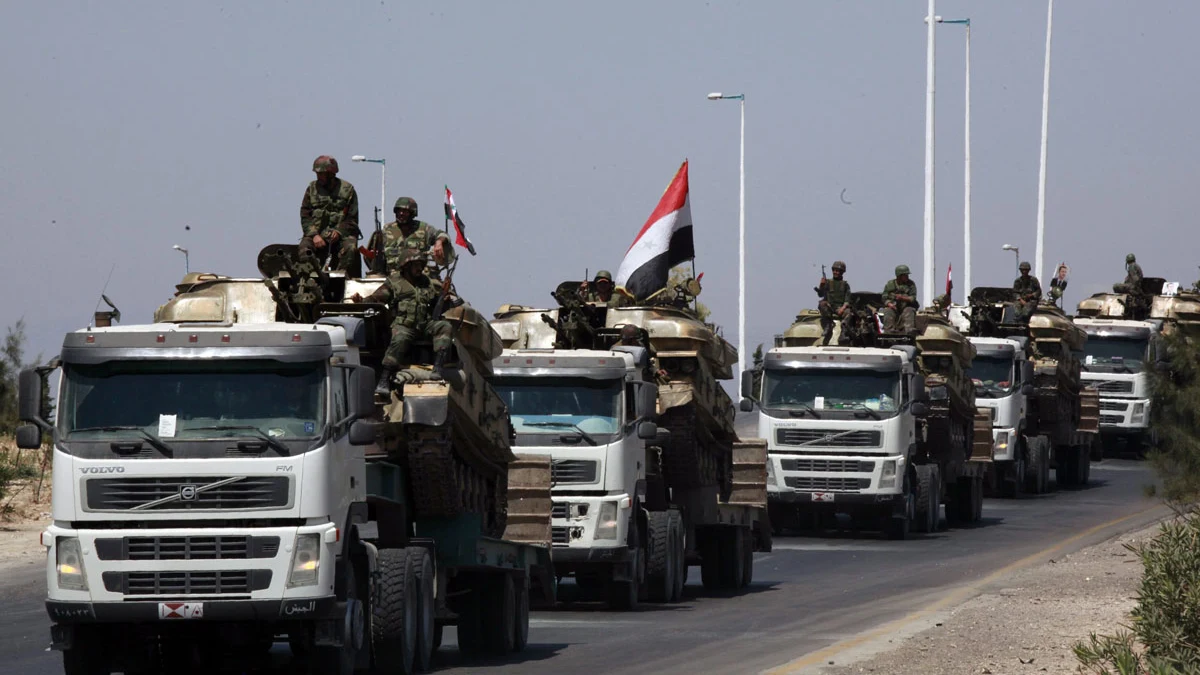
[159,602,204,619]
[811,492,835,503]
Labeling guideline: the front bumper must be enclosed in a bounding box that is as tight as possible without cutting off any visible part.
[46,596,338,623]
[769,489,907,511]
[1097,398,1151,432]
[766,453,906,503]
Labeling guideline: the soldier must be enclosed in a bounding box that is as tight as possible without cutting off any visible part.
[579,270,627,308]
[881,265,919,334]
[618,323,641,347]
[1114,253,1144,293]
[817,261,851,345]
[299,155,361,274]
[367,197,454,275]
[1012,261,1042,322]
[353,249,454,395]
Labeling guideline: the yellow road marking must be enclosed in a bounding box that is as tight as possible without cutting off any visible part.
[763,504,1166,674]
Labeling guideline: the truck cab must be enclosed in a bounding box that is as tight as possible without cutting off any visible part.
[1071,317,1160,454]
[967,337,1033,495]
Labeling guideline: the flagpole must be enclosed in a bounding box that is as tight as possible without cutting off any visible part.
[923,0,937,307]
[1034,0,1054,284]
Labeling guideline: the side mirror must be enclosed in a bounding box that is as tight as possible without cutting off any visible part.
[910,374,929,403]
[636,384,658,419]
[350,365,376,419]
[636,421,658,441]
[15,424,41,450]
[1021,383,1035,396]
[1156,360,1171,373]
[739,399,755,413]
[740,370,757,401]
[348,420,377,446]
[18,369,45,424]
[911,401,929,418]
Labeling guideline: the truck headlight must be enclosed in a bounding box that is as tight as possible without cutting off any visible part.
[594,501,619,541]
[56,537,88,591]
[879,460,898,489]
[287,534,322,588]
[995,431,1010,451]
[1132,403,1146,423]
[767,459,777,486]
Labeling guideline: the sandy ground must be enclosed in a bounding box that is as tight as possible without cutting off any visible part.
[815,523,1159,675]
[0,444,53,570]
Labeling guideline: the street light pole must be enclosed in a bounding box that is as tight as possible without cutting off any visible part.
[351,155,387,223]
[707,92,747,380]
[940,18,971,298]
[172,245,189,275]
[923,0,937,307]
[1034,0,1054,284]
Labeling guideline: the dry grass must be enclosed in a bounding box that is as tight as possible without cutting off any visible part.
[0,438,51,523]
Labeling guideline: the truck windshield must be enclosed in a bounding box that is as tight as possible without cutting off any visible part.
[59,360,326,441]
[763,369,901,413]
[970,355,1014,396]
[1078,337,1148,372]
[493,377,621,436]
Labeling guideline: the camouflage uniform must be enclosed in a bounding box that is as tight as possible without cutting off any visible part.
[364,251,453,393]
[299,156,360,274]
[817,261,851,345]
[881,265,919,334]
[1114,254,1144,293]
[1012,263,1042,322]
[369,197,456,275]
[583,270,626,308]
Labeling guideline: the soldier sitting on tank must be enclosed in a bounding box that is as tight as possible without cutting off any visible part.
[299,155,361,275]
[1113,253,1143,293]
[366,196,455,277]
[578,270,631,309]
[817,260,851,345]
[1012,261,1042,322]
[351,249,454,395]
[881,265,919,335]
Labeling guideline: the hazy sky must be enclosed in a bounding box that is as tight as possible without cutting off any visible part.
[3,1,1198,366]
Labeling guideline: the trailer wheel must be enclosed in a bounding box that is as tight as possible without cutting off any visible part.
[740,526,754,588]
[645,511,675,602]
[314,562,365,675]
[1024,436,1049,494]
[668,509,686,601]
[513,574,530,653]
[62,626,111,675]
[454,576,485,657]
[719,527,745,590]
[913,464,940,533]
[700,530,721,591]
[371,548,417,674]
[1055,444,1079,488]
[408,546,436,672]
[1078,447,1092,486]
[483,573,517,655]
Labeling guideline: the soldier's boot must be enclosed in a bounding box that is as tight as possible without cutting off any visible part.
[821,320,833,346]
[375,368,396,397]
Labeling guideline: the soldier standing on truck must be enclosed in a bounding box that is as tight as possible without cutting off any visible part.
[816,260,851,345]
[352,249,454,395]
[365,197,455,276]
[882,265,919,334]
[299,155,361,275]
[1114,253,1144,293]
[1013,261,1042,322]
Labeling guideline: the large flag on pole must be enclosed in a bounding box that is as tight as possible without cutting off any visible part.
[443,186,476,256]
[615,160,695,299]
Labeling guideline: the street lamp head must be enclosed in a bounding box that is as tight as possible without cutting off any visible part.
[351,155,366,162]
[1002,244,1016,251]
[172,245,188,254]
[707,92,723,100]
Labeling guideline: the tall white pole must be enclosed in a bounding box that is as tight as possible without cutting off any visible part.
[923,0,937,306]
[1035,0,1054,284]
[381,162,387,222]
[963,22,972,297]
[738,97,746,381]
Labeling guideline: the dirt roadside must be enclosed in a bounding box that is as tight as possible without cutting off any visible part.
[0,472,52,571]
[806,523,1159,675]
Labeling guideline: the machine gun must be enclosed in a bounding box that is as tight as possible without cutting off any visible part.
[964,287,1027,338]
[813,264,828,300]
[543,280,606,350]
[838,291,885,347]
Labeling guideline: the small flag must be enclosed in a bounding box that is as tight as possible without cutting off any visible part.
[945,263,953,303]
[443,186,477,256]
[615,160,695,299]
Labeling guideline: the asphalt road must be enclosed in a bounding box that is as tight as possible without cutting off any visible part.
[1,458,1164,675]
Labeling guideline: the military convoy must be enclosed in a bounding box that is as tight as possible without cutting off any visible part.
[489,278,769,608]
[742,293,991,539]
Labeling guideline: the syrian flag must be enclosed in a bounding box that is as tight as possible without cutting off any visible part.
[443,186,477,256]
[945,263,953,302]
[615,160,695,299]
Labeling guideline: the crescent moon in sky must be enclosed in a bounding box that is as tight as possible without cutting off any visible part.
[839,188,852,205]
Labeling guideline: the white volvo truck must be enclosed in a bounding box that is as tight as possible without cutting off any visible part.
[966,336,1034,497]
[1072,317,1160,455]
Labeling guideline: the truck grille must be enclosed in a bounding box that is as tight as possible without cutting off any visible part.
[1099,414,1124,425]
[551,503,569,519]
[776,429,882,448]
[551,460,599,485]
[1099,400,1129,411]
[94,535,281,561]
[783,476,870,492]
[779,459,873,473]
[1095,380,1134,394]
[102,570,272,596]
[551,526,570,547]
[85,476,291,512]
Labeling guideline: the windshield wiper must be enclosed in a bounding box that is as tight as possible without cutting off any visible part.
[70,425,175,457]
[185,424,292,455]
[974,388,996,398]
[850,404,882,420]
[524,421,598,446]
[785,403,821,419]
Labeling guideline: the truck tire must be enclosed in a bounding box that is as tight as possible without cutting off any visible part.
[700,530,721,591]
[483,574,517,655]
[1078,447,1092,486]
[608,566,640,610]
[719,527,745,590]
[645,511,675,602]
[740,526,754,588]
[913,464,940,533]
[455,576,485,657]
[668,509,686,602]
[1055,444,1079,488]
[315,562,365,675]
[513,574,530,653]
[372,548,417,675]
[1024,436,1049,494]
[62,626,111,675]
[408,546,436,672]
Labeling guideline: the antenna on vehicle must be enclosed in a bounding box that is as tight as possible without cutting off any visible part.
[89,264,120,328]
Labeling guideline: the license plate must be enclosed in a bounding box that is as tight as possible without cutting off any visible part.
[159,602,204,619]
[811,492,835,503]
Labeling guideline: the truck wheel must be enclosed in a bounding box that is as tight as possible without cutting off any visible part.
[372,548,417,674]
[1055,444,1079,488]
[913,464,939,533]
[740,526,754,588]
[668,510,686,602]
[608,559,640,611]
[1024,437,1049,494]
[719,527,745,590]
[454,578,485,657]
[970,476,983,522]
[408,547,436,672]
[62,626,111,675]
[315,563,365,675]
[945,478,969,527]
[1078,447,1092,486]
[513,575,530,653]
[645,511,675,602]
[483,574,516,655]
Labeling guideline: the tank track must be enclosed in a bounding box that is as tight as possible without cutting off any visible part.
[657,406,733,498]
[406,425,508,538]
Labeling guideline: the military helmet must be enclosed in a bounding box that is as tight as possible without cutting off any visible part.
[1126,253,1136,263]
[832,260,847,272]
[312,155,338,173]
[594,270,613,283]
[393,196,418,217]
[1019,261,1031,271]
[399,248,427,267]
[895,264,911,277]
